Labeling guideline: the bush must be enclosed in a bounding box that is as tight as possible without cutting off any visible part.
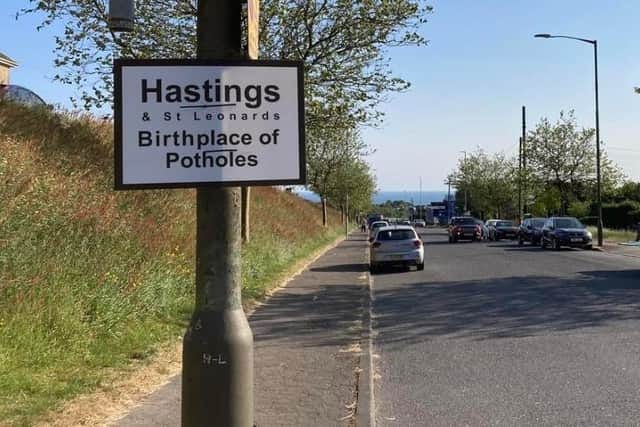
[568,200,591,219]
[602,200,640,229]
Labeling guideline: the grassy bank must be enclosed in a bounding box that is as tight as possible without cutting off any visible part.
[587,226,638,243]
[0,102,342,425]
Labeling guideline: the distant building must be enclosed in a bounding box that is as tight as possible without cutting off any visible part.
[0,52,18,85]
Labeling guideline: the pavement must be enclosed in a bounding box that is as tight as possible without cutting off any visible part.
[115,233,372,427]
[601,241,640,258]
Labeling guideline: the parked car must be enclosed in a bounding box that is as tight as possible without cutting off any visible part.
[485,219,499,230]
[397,219,412,226]
[540,217,593,250]
[369,220,390,240]
[475,219,489,240]
[488,220,519,241]
[448,216,481,242]
[369,225,424,273]
[412,219,426,228]
[518,217,546,246]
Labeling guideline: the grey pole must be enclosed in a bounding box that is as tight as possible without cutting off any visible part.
[518,136,522,222]
[447,180,452,221]
[593,40,603,247]
[460,151,468,213]
[182,1,254,426]
[522,106,527,215]
[345,194,349,239]
[534,33,603,246]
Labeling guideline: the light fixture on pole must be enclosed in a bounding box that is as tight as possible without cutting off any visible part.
[534,33,603,247]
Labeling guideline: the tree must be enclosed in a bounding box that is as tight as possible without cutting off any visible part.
[24,1,430,226]
[450,149,518,219]
[22,0,431,123]
[306,122,371,226]
[326,157,376,222]
[526,111,623,214]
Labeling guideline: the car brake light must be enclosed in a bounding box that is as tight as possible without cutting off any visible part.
[372,242,381,248]
[413,240,422,248]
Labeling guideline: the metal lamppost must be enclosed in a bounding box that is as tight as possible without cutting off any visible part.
[460,150,468,213]
[534,33,603,247]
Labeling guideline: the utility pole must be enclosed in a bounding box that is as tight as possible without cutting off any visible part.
[460,151,468,213]
[521,106,527,215]
[241,0,260,245]
[345,193,349,239]
[446,179,452,221]
[182,1,253,426]
[518,136,522,222]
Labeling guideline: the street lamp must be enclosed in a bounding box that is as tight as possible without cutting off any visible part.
[460,150,468,213]
[534,33,603,247]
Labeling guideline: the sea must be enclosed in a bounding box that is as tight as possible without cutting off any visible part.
[295,190,450,205]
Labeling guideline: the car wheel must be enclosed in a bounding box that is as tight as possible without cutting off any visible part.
[552,237,561,250]
[584,244,593,250]
[417,262,424,271]
[518,237,524,246]
[369,264,377,274]
[541,237,547,249]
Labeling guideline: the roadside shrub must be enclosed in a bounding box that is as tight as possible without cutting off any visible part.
[602,200,640,229]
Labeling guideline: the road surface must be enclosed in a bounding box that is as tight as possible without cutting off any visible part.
[372,228,640,426]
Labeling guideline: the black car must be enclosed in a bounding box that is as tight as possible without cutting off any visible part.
[540,217,593,250]
[488,220,519,241]
[518,217,546,246]
[448,216,481,242]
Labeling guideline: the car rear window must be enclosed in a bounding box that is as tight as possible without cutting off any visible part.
[376,230,417,241]
[454,218,475,225]
[497,221,514,226]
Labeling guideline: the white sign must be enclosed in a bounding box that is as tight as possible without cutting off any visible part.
[114,59,305,189]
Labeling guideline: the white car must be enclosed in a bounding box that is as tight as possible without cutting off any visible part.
[369,220,390,240]
[369,225,424,273]
[412,219,426,228]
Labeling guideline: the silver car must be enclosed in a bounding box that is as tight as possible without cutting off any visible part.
[369,225,425,273]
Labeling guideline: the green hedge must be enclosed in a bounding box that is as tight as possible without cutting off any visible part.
[601,200,640,229]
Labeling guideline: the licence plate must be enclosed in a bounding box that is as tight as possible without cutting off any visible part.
[571,238,582,242]
[389,255,404,260]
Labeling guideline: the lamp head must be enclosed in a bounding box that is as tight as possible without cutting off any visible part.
[534,33,551,38]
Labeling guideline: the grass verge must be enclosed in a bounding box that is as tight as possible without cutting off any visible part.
[587,226,638,243]
[0,101,342,425]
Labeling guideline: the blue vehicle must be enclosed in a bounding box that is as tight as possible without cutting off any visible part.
[540,217,593,250]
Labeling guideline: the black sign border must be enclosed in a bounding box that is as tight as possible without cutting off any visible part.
[113,58,306,190]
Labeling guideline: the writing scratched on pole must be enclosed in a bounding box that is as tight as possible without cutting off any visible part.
[202,353,228,366]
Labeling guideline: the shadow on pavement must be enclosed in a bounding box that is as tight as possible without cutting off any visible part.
[311,263,367,273]
[250,281,365,348]
[374,269,640,347]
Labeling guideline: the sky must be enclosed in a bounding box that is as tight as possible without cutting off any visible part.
[1,0,639,191]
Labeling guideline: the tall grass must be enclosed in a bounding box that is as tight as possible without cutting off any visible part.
[587,226,638,243]
[0,101,342,424]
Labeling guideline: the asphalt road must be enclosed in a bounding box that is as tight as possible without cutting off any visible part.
[371,228,640,426]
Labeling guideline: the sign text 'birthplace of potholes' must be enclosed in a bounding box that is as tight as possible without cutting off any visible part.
[114,59,305,189]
